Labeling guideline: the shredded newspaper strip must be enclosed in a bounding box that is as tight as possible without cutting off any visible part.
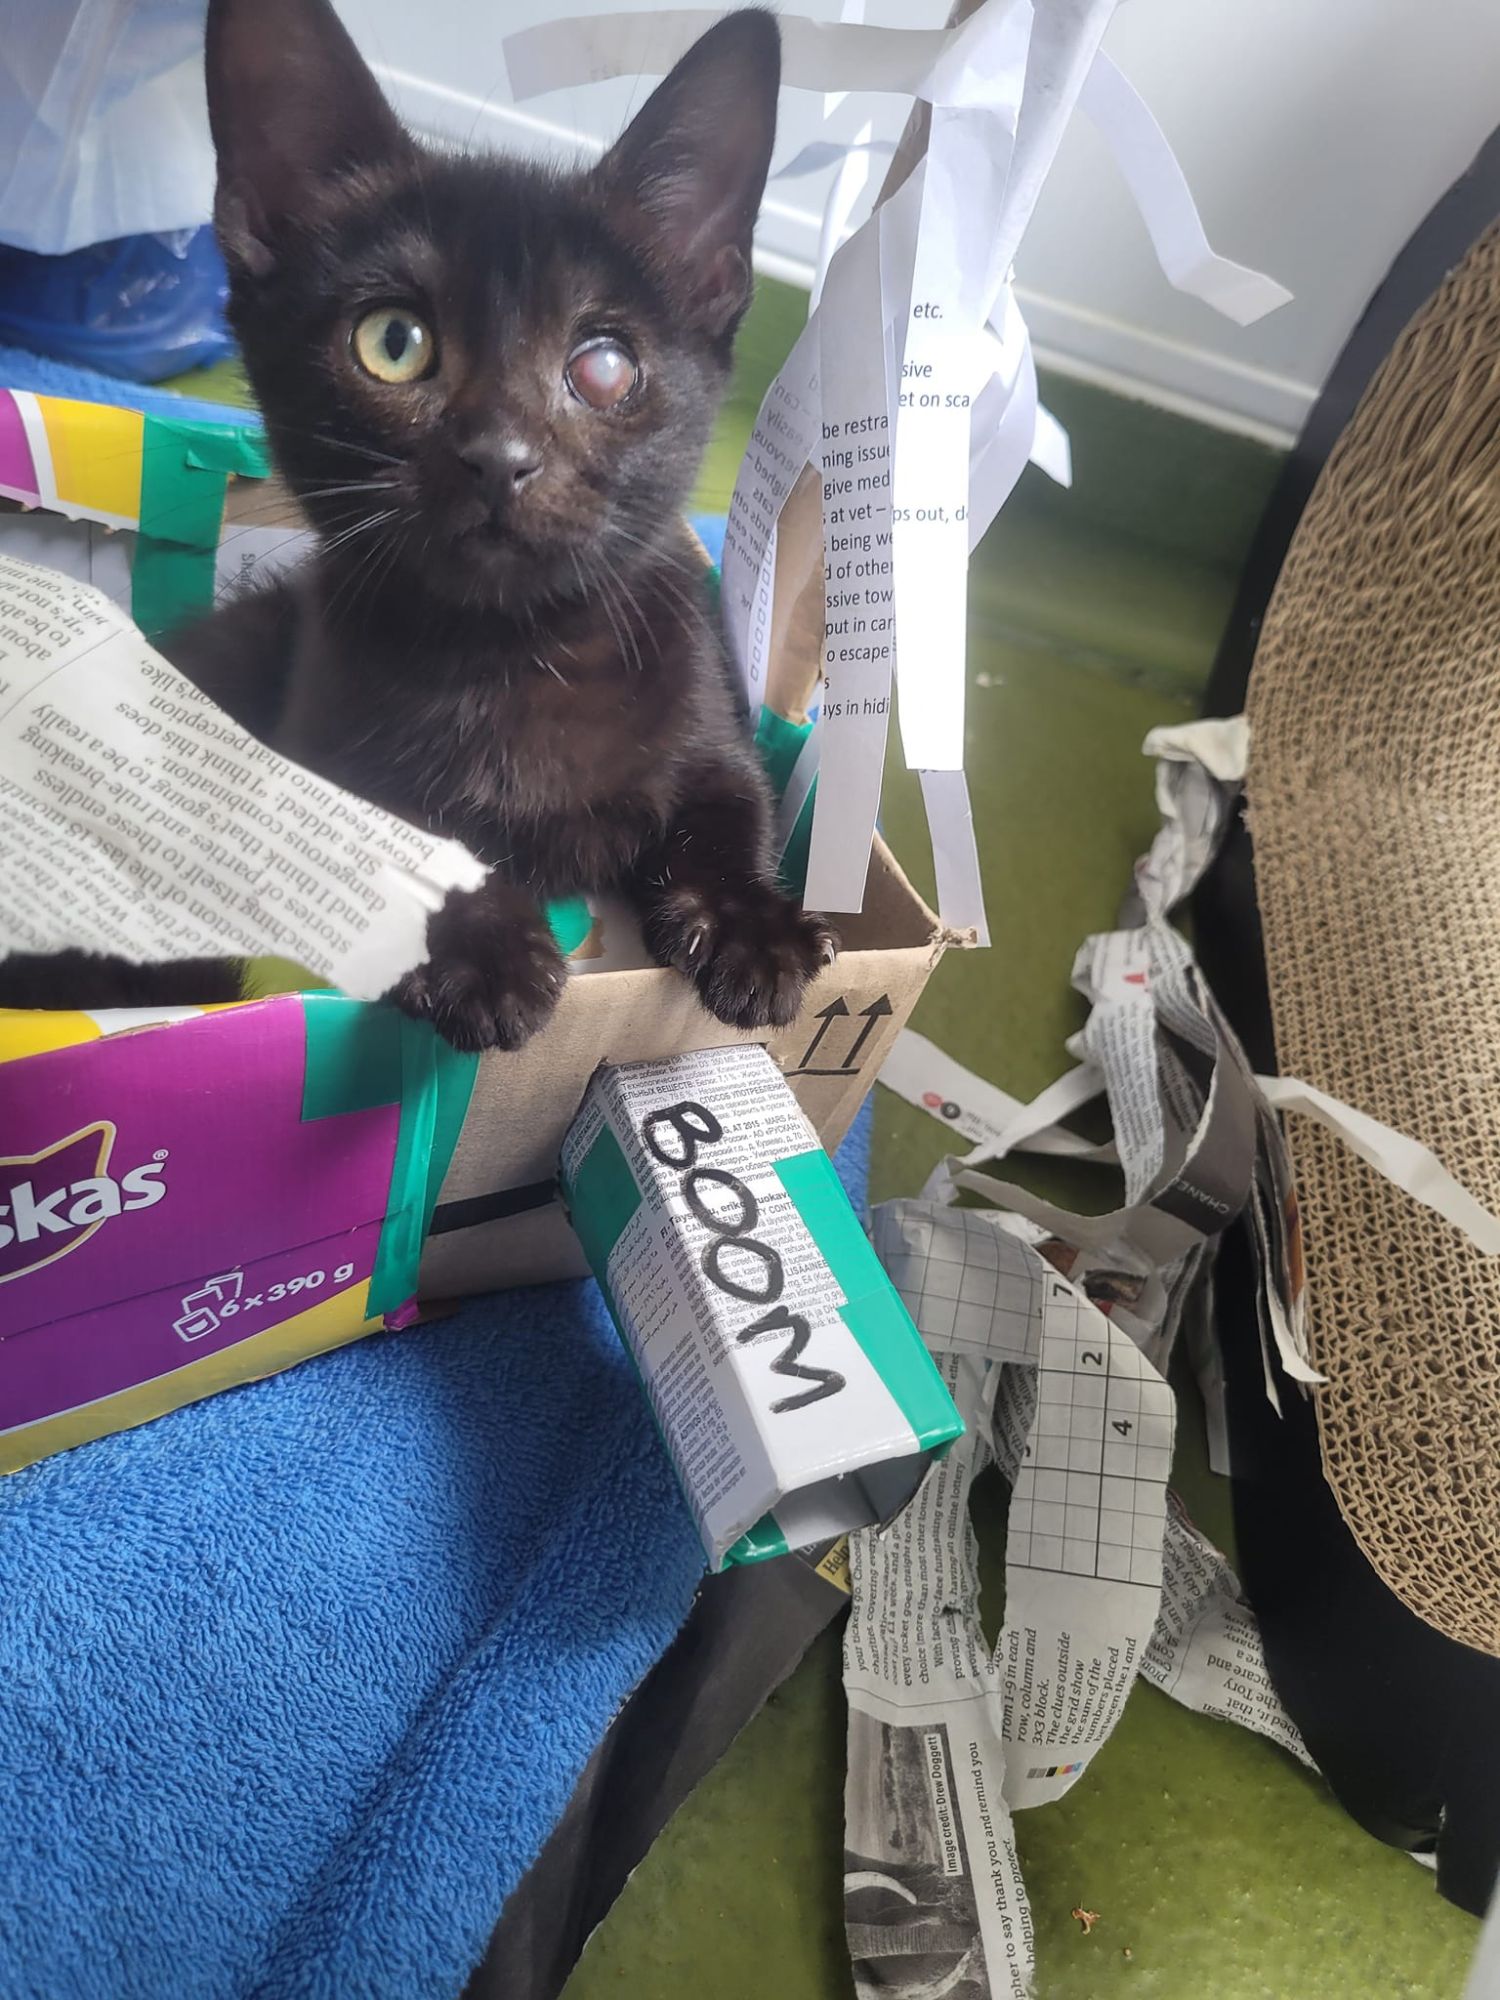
[854,712,1490,1992]
[0,554,485,996]
[846,716,1313,1996]
[506,3,1288,937]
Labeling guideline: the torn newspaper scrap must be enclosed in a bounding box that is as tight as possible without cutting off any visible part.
[509,3,1290,939]
[0,554,485,998]
[847,1205,1311,2000]
[843,714,1326,1995]
[559,1043,962,1569]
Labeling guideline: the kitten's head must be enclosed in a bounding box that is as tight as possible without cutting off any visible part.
[205,0,778,615]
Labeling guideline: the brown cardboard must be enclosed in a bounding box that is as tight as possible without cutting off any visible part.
[418,835,945,1298]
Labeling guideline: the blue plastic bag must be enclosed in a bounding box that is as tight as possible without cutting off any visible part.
[0,225,231,383]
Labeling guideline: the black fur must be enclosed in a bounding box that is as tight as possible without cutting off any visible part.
[5,0,833,1049]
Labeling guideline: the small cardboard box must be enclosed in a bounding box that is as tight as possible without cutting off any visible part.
[420,837,944,1298]
[560,1045,961,1567]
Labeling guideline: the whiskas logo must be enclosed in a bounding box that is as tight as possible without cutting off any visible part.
[0,1123,167,1284]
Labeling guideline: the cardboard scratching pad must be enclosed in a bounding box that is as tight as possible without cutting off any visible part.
[1248,219,1500,1657]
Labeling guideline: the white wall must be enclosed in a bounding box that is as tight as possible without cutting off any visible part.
[338,0,1500,443]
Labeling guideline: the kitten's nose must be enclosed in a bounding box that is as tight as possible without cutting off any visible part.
[460,437,542,510]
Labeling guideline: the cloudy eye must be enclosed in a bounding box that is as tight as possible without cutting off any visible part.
[352,307,435,384]
[565,338,638,410]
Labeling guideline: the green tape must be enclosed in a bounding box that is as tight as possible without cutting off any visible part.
[545,895,593,955]
[724,1520,792,1568]
[292,994,476,1318]
[368,1013,480,1316]
[775,1148,962,1452]
[423,1031,480,1229]
[134,413,271,637]
[131,539,216,640]
[753,706,810,797]
[186,430,272,480]
[299,993,404,1120]
[726,1513,790,1566]
[368,1016,438,1318]
[564,1125,642,1276]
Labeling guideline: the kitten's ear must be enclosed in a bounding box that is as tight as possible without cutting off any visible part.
[593,9,780,337]
[205,0,412,277]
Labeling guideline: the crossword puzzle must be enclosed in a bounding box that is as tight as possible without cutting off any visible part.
[873,1203,1045,1365]
[1008,1276,1174,1586]
[874,1201,1176,1588]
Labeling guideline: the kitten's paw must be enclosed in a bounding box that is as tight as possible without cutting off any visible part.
[389,929,567,1052]
[645,881,838,1031]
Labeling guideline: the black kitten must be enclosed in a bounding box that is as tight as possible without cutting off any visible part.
[147,0,833,1051]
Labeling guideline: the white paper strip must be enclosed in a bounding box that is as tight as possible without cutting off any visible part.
[966,286,1043,554]
[919,767,990,943]
[879,1026,1102,1160]
[812,125,880,312]
[1257,1074,1500,1256]
[802,218,896,914]
[891,0,1036,779]
[1029,401,1072,486]
[985,0,1119,312]
[1079,53,1292,326]
[720,321,819,706]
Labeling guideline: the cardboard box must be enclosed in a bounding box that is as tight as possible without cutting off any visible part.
[422,836,944,1297]
[560,1045,961,1567]
[0,396,954,1471]
[0,841,944,1471]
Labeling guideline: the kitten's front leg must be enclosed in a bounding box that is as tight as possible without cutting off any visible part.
[389,874,566,1053]
[637,777,838,1030]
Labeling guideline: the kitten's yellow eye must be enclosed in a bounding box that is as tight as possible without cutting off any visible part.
[565,339,637,410]
[352,307,435,384]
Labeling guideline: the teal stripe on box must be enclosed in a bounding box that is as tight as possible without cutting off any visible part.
[565,1125,642,1277]
[774,1148,962,1453]
[726,1513,791,1566]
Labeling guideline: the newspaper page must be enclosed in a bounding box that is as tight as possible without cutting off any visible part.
[1143,1496,1314,1767]
[0,554,485,998]
[850,1213,1184,1994]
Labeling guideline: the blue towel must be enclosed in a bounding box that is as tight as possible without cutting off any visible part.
[0,337,254,428]
[0,1106,870,2000]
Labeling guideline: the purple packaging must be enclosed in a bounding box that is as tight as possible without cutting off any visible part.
[0,993,474,1471]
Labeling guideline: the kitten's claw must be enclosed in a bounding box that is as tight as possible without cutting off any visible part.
[389,930,567,1053]
[645,881,839,1031]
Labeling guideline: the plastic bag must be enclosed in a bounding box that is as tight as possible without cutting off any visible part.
[0,0,214,256]
[0,225,231,381]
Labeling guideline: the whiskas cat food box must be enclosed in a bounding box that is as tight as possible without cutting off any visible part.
[0,994,475,1471]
